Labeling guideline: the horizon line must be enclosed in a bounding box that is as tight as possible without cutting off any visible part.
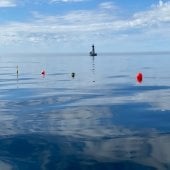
[1,51,170,56]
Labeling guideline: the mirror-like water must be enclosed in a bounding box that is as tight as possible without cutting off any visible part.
[0,53,170,170]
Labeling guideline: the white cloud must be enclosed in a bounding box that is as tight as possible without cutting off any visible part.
[159,0,163,7]
[132,1,170,27]
[0,0,16,7]
[99,2,117,10]
[49,0,85,3]
[0,0,86,7]
[0,0,170,51]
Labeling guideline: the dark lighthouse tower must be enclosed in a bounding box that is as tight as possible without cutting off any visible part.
[89,44,97,56]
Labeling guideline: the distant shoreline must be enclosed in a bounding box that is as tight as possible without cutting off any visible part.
[1,51,170,56]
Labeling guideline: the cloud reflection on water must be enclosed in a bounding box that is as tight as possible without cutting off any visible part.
[0,133,169,170]
[0,54,170,169]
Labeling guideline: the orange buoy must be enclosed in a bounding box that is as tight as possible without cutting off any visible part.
[136,72,143,83]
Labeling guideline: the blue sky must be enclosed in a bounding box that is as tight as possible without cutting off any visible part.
[0,0,170,53]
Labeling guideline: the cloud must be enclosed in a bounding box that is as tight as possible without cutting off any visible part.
[159,0,164,7]
[0,0,86,8]
[0,0,170,51]
[49,0,86,3]
[99,2,117,10]
[0,0,16,7]
[132,0,170,27]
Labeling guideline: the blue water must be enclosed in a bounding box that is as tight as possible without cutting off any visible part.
[0,53,170,170]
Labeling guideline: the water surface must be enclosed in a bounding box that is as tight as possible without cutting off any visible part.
[0,53,170,170]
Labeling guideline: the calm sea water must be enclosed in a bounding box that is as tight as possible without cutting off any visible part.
[0,53,170,170]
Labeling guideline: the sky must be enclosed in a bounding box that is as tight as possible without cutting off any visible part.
[0,0,170,53]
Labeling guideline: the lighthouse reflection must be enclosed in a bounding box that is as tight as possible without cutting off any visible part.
[91,56,95,82]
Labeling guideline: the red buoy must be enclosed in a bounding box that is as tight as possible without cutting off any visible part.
[136,72,143,83]
[41,70,46,76]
